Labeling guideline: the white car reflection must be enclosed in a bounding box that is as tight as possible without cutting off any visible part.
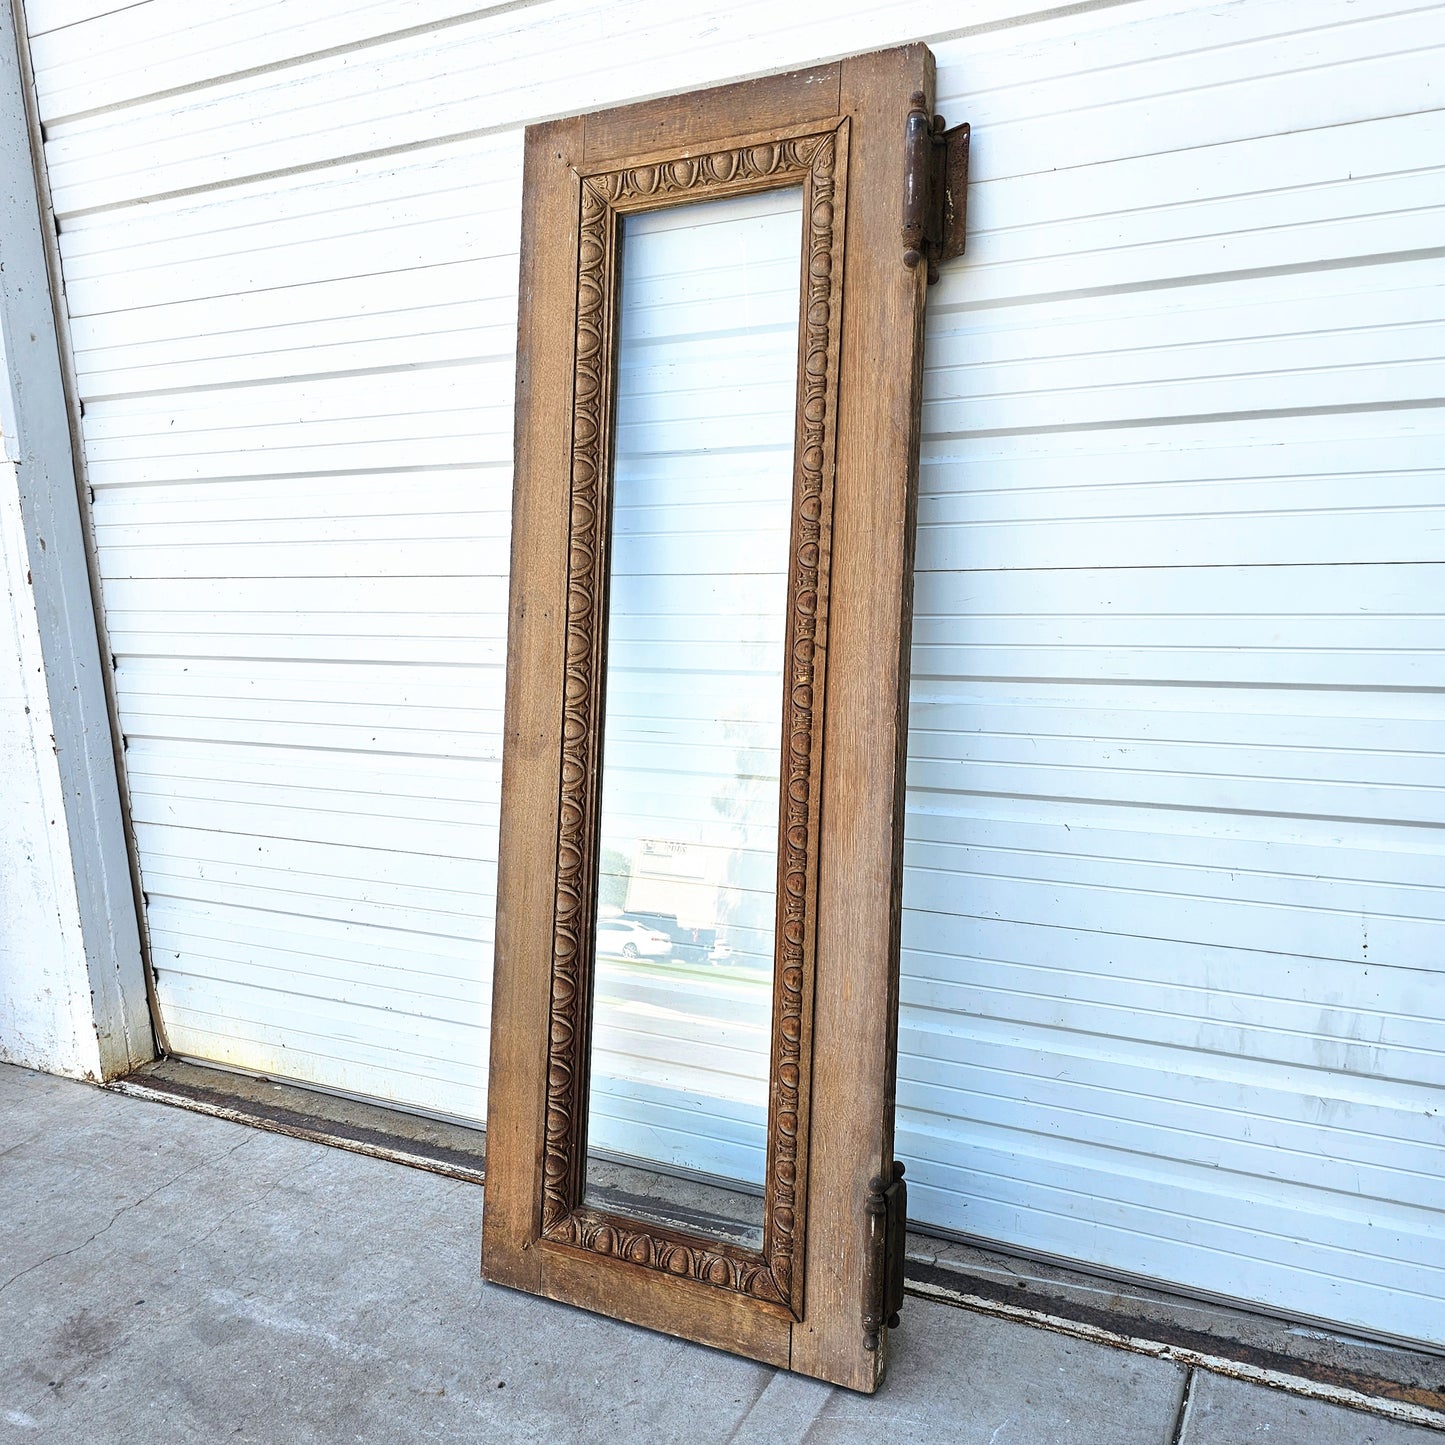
[596,918,673,960]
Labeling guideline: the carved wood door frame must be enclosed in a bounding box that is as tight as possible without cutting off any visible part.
[483,45,936,1393]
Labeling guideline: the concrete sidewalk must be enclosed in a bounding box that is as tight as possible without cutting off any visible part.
[0,1065,1436,1444]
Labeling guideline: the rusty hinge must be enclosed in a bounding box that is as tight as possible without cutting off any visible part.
[901,92,971,285]
[862,1160,907,1351]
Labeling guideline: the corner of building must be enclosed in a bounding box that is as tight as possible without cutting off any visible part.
[0,0,152,1081]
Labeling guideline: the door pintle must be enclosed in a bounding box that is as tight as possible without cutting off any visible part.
[901,91,970,284]
[862,1161,907,1351]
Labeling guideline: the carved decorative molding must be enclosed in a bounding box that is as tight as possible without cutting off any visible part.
[764,122,845,1310]
[539,122,849,1315]
[551,1209,787,1305]
[539,154,615,1235]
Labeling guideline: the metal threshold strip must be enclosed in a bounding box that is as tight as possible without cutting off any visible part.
[108,1058,1444,1432]
[110,1057,487,1184]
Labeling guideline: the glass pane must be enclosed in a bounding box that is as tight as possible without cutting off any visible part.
[584,186,803,1246]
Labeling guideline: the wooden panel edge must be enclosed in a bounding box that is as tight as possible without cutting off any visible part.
[787,42,934,1395]
[541,1244,793,1369]
[582,63,841,163]
[486,46,938,1394]
[481,115,585,1295]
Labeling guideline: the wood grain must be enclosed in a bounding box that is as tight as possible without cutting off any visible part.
[533,122,849,1318]
[480,115,584,1294]
[582,63,841,164]
[542,1244,793,1369]
[788,42,932,1393]
[484,48,933,1392]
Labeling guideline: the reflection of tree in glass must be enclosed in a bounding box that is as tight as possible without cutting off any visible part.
[599,847,631,911]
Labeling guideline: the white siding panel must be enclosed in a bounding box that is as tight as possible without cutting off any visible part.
[900,8,1445,1347]
[33,0,1442,214]
[31,0,1093,197]
[22,2,145,36]
[26,0,512,120]
[24,0,1445,1348]
[0,462,101,1077]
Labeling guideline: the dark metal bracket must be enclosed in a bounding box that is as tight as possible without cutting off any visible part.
[901,91,971,285]
[862,1160,908,1350]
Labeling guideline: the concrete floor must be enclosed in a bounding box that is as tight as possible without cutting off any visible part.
[0,1065,1437,1444]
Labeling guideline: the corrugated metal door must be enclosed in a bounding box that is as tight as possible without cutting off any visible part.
[22,0,1443,1345]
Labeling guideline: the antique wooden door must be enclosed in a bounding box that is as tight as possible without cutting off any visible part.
[482,44,961,1392]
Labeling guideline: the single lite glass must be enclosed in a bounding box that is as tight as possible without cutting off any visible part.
[584,186,804,1245]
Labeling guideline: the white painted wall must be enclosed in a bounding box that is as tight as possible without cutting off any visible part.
[13,0,1445,1346]
[0,7,151,1079]
[0,456,98,1077]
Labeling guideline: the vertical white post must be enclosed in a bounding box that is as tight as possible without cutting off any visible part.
[0,3,152,1077]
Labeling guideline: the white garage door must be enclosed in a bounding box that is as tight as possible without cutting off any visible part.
[22,0,1443,1346]
[895,2,1445,1347]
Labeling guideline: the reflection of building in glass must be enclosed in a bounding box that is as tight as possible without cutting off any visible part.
[626,836,715,924]
[701,714,781,971]
[622,827,774,969]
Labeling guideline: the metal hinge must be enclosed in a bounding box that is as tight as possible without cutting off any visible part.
[901,92,971,285]
[862,1160,907,1351]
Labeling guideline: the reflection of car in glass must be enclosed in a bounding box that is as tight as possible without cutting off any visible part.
[597,918,672,959]
[622,911,716,962]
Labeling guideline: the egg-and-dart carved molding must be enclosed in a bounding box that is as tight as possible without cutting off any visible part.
[539,121,848,1318]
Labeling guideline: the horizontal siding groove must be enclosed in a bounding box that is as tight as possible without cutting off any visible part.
[900,1184,1445,1298]
[143,876,492,916]
[78,354,511,405]
[900,989,1445,1076]
[22,2,151,40]
[61,255,517,323]
[897,1146,1445,1258]
[87,463,507,494]
[897,1103,1444,1207]
[149,924,494,975]
[32,0,1148,183]
[906,726,1445,763]
[903,910,1442,974]
[906,672,1444,693]
[906,855,1443,899]
[113,654,501,670]
[158,1014,488,1083]
[897,1180,1444,1284]
[32,1,558,128]
[902,875,1445,939]
[924,396,1445,442]
[53,124,524,222]
[121,741,495,770]
[928,246,1445,314]
[908,782,1445,833]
